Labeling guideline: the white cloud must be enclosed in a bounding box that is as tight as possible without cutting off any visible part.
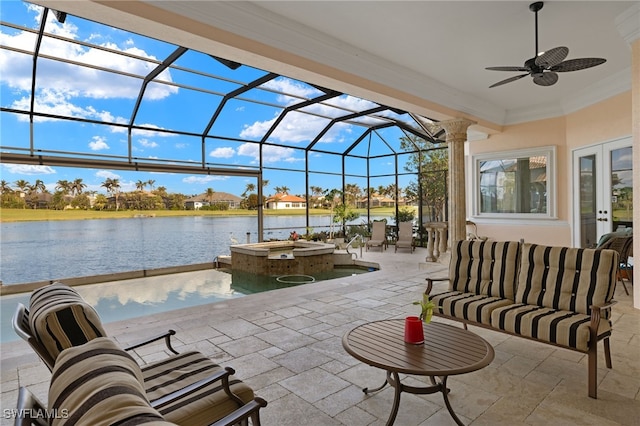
[236,143,301,164]
[2,164,56,175]
[1,5,178,124]
[89,135,109,150]
[139,138,158,148]
[240,78,373,145]
[209,147,236,158]
[95,170,119,179]
[132,125,176,138]
[182,175,228,184]
[240,110,348,144]
[262,78,322,106]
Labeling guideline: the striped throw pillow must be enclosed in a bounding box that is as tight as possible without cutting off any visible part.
[49,337,175,426]
[449,240,521,300]
[29,283,106,361]
[515,244,618,315]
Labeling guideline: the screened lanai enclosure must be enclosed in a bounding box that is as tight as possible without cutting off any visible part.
[1,3,449,282]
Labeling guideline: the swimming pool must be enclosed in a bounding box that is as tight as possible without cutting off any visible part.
[0,266,374,343]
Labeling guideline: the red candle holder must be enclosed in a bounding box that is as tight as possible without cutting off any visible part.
[404,316,424,344]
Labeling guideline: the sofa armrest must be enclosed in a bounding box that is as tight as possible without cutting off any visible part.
[124,329,179,354]
[589,301,617,330]
[425,277,449,296]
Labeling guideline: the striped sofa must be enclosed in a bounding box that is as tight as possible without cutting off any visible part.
[15,282,267,426]
[426,240,619,399]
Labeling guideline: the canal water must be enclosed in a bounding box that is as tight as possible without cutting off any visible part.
[1,214,382,342]
[1,214,384,285]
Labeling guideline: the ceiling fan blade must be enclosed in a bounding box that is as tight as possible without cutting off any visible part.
[489,73,529,88]
[485,66,529,72]
[550,57,606,72]
[535,46,569,68]
[533,72,558,86]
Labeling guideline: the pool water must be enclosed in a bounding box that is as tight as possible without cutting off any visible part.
[0,266,374,343]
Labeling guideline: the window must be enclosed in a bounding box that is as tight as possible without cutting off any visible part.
[472,147,556,219]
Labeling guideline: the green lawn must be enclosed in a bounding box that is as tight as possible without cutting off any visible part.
[0,207,399,223]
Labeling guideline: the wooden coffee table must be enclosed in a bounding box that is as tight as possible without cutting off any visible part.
[342,319,494,426]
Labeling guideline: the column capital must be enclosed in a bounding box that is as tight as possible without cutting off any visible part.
[436,118,477,142]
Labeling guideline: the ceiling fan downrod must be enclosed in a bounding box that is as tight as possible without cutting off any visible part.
[530,2,544,57]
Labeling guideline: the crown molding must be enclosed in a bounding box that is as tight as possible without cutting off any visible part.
[616,3,640,44]
[562,67,632,115]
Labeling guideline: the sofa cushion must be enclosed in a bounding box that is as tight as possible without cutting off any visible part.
[49,337,175,426]
[430,291,515,325]
[515,244,618,316]
[142,350,256,426]
[29,283,106,361]
[449,240,521,300]
[490,304,612,351]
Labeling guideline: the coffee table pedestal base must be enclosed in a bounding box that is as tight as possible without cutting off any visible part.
[363,371,464,426]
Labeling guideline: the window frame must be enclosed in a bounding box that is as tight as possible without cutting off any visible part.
[471,146,557,220]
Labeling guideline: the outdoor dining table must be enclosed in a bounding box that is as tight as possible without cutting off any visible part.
[342,319,494,426]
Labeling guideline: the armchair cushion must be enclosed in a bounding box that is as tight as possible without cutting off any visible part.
[143,351,256,426]
[29,283,106,361]
[49,337,174,426]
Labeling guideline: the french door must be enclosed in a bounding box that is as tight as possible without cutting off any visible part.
[572,137,633,248]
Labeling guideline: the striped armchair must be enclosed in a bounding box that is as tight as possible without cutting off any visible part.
[12,283,267,426]
[426,240,619,399]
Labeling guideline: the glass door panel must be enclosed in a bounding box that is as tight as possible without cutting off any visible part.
[610,146,633,230]
[573,137,633,248]
[578,154,597,248]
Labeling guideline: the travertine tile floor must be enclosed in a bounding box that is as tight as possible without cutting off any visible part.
[1,247,639,425]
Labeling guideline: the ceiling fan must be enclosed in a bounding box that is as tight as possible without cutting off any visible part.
[486,1,606,88]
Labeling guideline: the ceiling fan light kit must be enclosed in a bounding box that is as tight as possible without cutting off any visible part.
[486,1,606,88]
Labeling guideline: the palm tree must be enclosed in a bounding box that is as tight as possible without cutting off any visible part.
[274,186,283,194]
[386,183,398,201]
[280,186,289,194]
[242,183,256,198]
[71,178,86,196]
[310,185,323,207]
[0,180,12,194]
[135,180,146,192]
[344,183,361,206]
[206,187,215,205]
[147,179,155,191]
[14,179,30,194]
[56,180,71,195]
[101,178,121,210]
[93,194,108,210]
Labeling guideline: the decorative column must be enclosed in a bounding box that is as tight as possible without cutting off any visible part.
[616,3,640,310]
[425,225,436,262]
[438,118,476,244]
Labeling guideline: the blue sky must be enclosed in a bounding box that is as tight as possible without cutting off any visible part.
[1,2,420,198]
